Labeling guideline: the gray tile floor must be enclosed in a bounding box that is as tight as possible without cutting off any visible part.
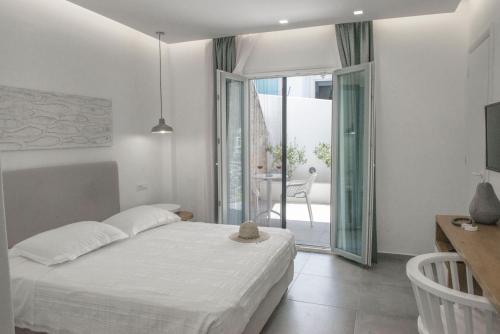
[262,219,331,248]
[262,252,419,334]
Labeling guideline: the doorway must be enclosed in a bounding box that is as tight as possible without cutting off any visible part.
[248,74,333,248]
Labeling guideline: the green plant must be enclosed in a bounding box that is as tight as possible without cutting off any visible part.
[314,142,332,168]
[267,139,307,177]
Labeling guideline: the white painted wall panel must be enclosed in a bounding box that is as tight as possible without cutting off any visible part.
[374,12,469,254]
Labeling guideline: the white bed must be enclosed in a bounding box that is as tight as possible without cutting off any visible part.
[10,222,295,334]
[4,162,296,334]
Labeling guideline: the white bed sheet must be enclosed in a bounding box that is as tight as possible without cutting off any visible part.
[10,222,296,334]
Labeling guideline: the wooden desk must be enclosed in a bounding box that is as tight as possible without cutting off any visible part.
[436,215,500,312]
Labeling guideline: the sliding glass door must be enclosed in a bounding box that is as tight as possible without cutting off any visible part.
[331,63,375,265]
[217,71,249,225]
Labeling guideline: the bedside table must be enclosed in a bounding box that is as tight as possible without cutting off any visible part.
[176,211,194,221]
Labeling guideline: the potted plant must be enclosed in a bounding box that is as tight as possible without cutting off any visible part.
[267,139,307,177]
[314,142,332,168]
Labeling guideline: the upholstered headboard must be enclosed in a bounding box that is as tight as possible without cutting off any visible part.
[3,161,120,247]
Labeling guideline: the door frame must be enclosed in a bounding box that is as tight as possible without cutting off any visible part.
[244,67,337,80]
[330,62,375,266]
[216,70,250,224]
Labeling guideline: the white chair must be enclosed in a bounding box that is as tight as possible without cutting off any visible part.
[286,167,317,226]
[406,252,499,334]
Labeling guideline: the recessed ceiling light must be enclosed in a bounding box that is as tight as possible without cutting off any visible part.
[279,19,289,24]
[353,10,364,15]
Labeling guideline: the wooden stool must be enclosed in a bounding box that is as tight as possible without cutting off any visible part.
[176,211,194,221]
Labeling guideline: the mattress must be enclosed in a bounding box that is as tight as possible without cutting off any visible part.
[9,222,296,334]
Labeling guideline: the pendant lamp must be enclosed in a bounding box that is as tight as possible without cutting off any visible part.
[151,31,173,134]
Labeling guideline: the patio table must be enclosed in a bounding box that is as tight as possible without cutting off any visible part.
[253,173,282,224]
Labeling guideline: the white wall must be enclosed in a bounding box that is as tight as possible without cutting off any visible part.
[287,75,331,99]
[166,40,215,222]
[374,11,469,255]
[241,26,341,75]
[288,96,332,182]
[0,0,172,210]
[464,0,500,193]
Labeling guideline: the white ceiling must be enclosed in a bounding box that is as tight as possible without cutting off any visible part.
[68,0,461,43]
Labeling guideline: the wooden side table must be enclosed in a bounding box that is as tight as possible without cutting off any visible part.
[176,211,194,221]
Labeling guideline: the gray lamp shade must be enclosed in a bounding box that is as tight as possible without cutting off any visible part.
[151,118,173,134]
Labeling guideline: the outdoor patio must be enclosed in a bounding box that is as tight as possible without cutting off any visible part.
[253,202,331,248]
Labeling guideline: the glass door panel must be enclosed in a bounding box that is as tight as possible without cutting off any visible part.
[248,78,284,228]
[217,71,249,225]
[332,63,374,265]
[286,74,333,247]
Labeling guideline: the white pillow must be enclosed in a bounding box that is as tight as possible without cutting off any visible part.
[102,205,181,237]
[11,221,128,266]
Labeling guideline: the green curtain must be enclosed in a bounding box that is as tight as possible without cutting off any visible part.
[335,21,377,263]
[335,21,373,67]
[213,36,236,72]
[213,36,236,223]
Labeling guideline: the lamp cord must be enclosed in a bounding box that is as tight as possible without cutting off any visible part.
[158,33,163,119]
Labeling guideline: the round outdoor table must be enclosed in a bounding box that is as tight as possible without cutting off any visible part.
[253,173,282,224]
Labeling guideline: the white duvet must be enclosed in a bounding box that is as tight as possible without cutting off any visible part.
[9,222,296,334]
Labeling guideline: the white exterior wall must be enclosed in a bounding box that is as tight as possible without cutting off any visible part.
[257,94,332,182]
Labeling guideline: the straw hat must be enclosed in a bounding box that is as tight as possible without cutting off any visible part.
[229,221,270,243]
